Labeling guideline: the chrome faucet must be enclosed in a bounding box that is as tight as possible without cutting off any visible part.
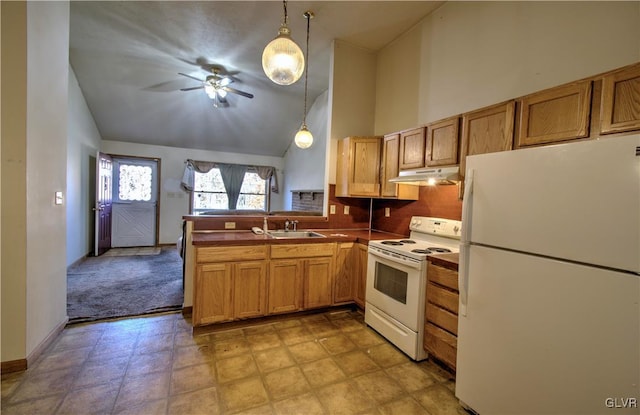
[292,220,298,231]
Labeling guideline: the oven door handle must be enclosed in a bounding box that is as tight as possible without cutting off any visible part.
[368,248,422,270]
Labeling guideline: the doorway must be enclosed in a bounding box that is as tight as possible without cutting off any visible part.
[111,156,159,247]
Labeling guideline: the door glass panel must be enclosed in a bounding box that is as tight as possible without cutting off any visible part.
[117,164,152,201]
[374,262,408,304]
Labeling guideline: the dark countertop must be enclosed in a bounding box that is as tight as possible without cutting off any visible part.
[427,253,459,271]
[191,229,406,246]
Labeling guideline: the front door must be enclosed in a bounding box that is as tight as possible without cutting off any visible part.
[94,152,113,256]
[111,157,159,247]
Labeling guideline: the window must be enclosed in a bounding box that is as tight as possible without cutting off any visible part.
[117,164,153,202]
[192,168,267,213]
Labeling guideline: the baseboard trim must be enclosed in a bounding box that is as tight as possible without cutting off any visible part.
[4,317,69,374]
[1,359,27,373]
[182,306,192,316]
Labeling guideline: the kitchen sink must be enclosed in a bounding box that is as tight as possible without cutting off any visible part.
[267,230,326,239]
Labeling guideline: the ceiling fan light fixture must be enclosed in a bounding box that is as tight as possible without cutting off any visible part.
[262,0,304,85]
[294,123,313,149]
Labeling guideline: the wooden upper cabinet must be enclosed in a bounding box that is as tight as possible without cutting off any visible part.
[399,127,426,170]
[516,80,592,148]
[600,63,640,135]
[381,133,400,197]
[460,100,516,177]
[335,136,382,197]
[425,117,460,167]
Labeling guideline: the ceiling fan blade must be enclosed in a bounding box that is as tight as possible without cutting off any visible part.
[178,72,205,82]
[222,86,254,99]
[180,86,205,91]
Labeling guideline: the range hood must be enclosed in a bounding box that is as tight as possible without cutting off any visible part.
[389,166,461,186]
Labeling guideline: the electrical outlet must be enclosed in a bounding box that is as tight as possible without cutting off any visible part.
[330,205,336,214]
[385,207,390,217]
[343,205,350,215]
[55,191,63,205]
[224,222,236,229]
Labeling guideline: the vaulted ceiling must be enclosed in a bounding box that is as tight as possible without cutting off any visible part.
[69,1,443,157]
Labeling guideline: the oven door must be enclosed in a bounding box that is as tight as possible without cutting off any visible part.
[365,246,426,331]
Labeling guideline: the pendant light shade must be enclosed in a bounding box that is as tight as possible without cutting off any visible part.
[262,1,304,85]
[294,124,313,149]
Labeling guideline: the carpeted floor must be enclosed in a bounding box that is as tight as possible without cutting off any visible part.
[67,246,183,324]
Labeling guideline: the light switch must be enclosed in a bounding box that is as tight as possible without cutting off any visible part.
[55,191,63,205]
[330,205,336,214]
[385,207,390,217]
[343,205,350,215]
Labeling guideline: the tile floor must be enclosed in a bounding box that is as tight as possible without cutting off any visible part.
[1,309,468,415]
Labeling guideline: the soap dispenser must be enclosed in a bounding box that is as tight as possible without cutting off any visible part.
[263,217,268,233]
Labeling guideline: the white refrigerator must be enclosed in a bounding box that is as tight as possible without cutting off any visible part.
[456,134,640,414]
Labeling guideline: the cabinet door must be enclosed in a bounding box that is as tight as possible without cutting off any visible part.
[268,259,302,314]
[516,81,592,148]
[600,63,640,134]
[233,261,267,319]
[304,257,334,309]
[194,263,233,326]
[381,133,400,197]
[350,137,382,196]
[460,100,515,178]
[399,127,426,170]
[425,117,459,167]
[334,242,354,304]
[353,243,368,308]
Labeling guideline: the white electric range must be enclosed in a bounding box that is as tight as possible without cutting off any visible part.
[365,216,461,360]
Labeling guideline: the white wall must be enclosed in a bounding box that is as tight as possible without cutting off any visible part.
[100,140,285,244]
[1,1,28,363]
[25,0,70,358]
[375,1,640,134]
[327,40,377,184]
[1,1,70,363]
[67,66,102,266]
[282,90,329,210]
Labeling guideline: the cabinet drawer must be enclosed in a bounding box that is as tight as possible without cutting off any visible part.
[426,282,459,314]
[424,323,457,370]
[197,245,268,263]
[270,243,336,259]
[427,263,458,291]
[425,303,458,335]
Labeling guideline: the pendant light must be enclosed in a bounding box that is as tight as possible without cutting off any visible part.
[294,11,314,149]
[262,0,305,85]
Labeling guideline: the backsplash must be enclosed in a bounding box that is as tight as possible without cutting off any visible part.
[371,185,463,236]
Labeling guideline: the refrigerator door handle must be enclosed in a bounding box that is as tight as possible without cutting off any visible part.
[459,242,470,317]
[460,169,474,244]
[459,168,473,317]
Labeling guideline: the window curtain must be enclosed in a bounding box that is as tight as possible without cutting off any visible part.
[180,159,216,191]
[253,166,279,194]
[218,163,247,209]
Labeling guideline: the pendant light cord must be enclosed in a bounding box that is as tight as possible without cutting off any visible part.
[302,12,311,125]
[282,0,288,25]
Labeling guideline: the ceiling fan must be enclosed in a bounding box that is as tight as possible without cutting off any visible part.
[178,70,254,108]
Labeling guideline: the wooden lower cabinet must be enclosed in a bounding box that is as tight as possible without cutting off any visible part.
[424,260,459,370]
[353,243,368,308]
[333,242,354,304]
[268,259,303,314]
[303,256,335,309]
[233,262,267,319]
[194,261,267,326]
[194,263,233,326]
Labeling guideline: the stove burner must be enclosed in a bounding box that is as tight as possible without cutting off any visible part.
[411,249,432,254]
[399,240,416,244]
[428,247,452,253]
[381,241,404,246]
